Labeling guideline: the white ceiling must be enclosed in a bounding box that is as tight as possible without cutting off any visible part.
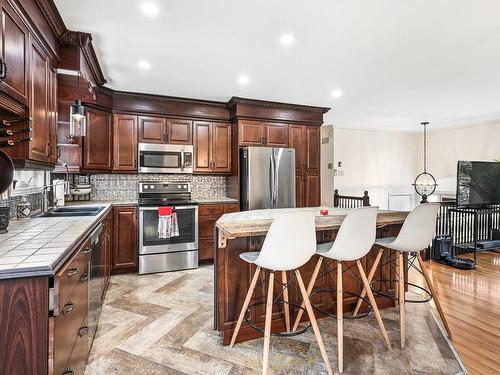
[55,0,500,131]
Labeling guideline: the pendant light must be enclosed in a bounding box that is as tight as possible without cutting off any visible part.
[69,72,87,137]
[412,122,437,203]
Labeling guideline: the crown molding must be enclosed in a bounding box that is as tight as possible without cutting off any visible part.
[113,91,227,108]
[228,96,330,114]
[34,0,66,37]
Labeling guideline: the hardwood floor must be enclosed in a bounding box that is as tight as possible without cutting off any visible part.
[410,251,500,375]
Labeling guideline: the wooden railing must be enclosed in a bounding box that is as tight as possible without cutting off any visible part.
[333,189,370,208]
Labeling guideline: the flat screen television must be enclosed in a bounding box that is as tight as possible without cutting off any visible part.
[456,161,500,207]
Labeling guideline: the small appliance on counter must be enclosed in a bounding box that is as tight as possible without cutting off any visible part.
[138,181,198,274]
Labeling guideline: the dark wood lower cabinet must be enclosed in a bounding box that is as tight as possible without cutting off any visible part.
[198,202,239,262]
[112,206,138,274]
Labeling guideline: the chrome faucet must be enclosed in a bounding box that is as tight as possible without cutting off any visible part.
[41,178,70,214]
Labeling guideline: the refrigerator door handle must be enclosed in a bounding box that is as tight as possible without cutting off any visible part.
[273,151,279,207]
[269,155,274,208]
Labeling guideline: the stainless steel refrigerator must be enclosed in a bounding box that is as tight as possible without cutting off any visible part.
[240,147,296,210]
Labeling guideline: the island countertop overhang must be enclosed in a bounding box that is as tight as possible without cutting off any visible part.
[215,207,409,245]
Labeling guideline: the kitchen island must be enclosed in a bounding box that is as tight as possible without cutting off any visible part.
[214,207,409,345]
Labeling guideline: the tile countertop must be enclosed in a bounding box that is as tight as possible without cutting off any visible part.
[216,207,409,239]
[0,203,114,280]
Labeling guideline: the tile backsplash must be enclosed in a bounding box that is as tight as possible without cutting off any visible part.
[0,192,43,218]
[79,174,227,201]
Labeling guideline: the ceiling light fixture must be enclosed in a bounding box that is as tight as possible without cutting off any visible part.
[138,60,151,70]
[331,89,343,98]
[280,33,295,46]
[238,75,250,85]
[140,1,159,18]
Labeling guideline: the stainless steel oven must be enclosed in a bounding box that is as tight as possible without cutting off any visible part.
[138,182,198,274]
[138,143,193,174]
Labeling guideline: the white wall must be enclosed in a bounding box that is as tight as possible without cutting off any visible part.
[320,125,335,206]
[331,127,420,209]
[425,122,500,178]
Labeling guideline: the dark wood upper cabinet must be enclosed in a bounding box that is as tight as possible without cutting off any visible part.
[82,108,113,171]
[113,114,137,171]
[212,122,231,173]
[265,122,288,147]
[112,206,138,273]
[138,116,165,144]
[193,121,212,172]
[239,120,264,146]
[28,38,50,163]
[167,119,192,144]
[194,121,231,174]
[0,0,29,105]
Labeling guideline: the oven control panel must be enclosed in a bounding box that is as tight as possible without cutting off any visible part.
[139,182,190,193]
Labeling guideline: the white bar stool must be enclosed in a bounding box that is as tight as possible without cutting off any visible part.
[292,206,392,374]
[229,211,333,375]
[353,203,452,348]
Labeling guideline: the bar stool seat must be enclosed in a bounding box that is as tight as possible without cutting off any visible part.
[239,252,260,263]
[230,211,333,375]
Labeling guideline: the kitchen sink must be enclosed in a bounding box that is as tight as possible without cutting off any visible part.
[34,206,106,218]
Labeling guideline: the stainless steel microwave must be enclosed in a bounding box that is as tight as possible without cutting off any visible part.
[138,143,193,174]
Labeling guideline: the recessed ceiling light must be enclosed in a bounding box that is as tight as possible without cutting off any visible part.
[280,33,295,46]
[238,75,250,85]
[331,89,343,98]
[140,2,159,18]
[138,60,151,70]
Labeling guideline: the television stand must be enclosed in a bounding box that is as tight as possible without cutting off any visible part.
[449,205,500,265]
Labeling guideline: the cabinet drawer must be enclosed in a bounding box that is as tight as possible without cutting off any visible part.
[224,203,239,213]
[199,216,219,238]
[199,204,224,217]
[199,238,215,262]
[62,315,90,375]
[55,239,91,313]
[52,278,88,375]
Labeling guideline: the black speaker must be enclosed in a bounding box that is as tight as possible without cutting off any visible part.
[432,235,452,261]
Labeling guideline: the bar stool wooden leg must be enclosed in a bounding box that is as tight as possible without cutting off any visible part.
[356,261,392,351]
[292,257,323,331]
[230,267,261,347]
[282,271,291,333]
[337,262,343,373]
[395,251,399,306]
[262,272,275,375]
[295,270,333,375]
[416,253,452,339]
[398,252,405,348]
[353,248,384,316]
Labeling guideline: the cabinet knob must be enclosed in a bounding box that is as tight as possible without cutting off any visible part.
[78,326,89,337]
[61,302,75,315]
[0,59,7,81]
[62,369,74,375]
[82,247,92,254]
[66,267,79,277]
[79,273,88,282]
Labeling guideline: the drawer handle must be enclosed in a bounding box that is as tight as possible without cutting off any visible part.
[82,247,92,254]
[79,273,88,282]
[62,369,74,375]
[78,326,89,337]
[66,267,79,277]
[61,302,75,315]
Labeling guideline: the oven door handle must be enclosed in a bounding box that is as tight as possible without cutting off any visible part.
[139,206,198,211]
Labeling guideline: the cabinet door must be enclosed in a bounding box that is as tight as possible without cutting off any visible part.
[304,174,320,207]
[239,120,263,146]
[0,0,29,104]
[265,122,289,147]
[82,108,112,171]
[304,126,320,173]
[112,206,138,273]
[212,122,231,173]
[295,175,305,208]
[28,38,50,162]
[289,125,305,172]
[193,121,212,172]
[138,116,166,144]
[113,114,137,171]
[167,119,192,144]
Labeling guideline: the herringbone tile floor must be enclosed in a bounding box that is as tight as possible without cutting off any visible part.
[85,265,465,375]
